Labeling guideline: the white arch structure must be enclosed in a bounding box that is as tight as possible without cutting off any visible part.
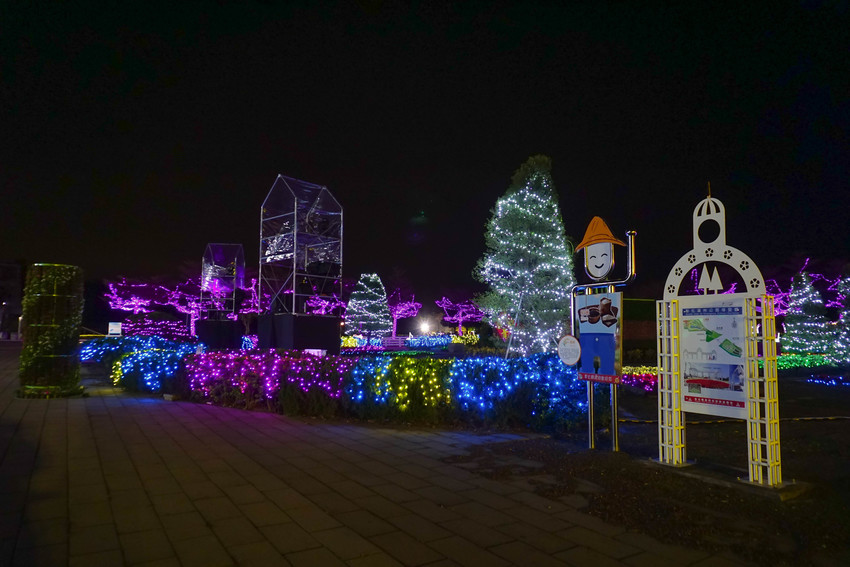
[656,195,782,487]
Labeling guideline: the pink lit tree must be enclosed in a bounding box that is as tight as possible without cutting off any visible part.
[387,291,422,337]
[305,294,346,316]
[105,281,153,314]
[106,277,206,336]
[435,297,485,335]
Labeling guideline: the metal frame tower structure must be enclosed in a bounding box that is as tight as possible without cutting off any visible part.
[259,175,343,315]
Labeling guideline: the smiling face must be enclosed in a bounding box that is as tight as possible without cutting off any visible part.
[584,242,614,280]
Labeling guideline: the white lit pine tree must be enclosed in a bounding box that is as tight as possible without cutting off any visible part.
[344,273,392,338]
[782,272,832,355]
[828,274,850,364]
[474,155,576,355]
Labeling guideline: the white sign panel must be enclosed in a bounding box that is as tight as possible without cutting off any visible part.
[678,295,746,419]
[557,335,581,366]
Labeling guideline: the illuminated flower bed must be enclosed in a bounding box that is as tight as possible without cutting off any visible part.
[184,350,588,429]
[97,337,850,428]
[80,336,198,392]
[620,366,658,392]
[185,350,357,401]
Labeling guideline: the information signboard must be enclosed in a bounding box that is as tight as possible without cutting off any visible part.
[678,296,746,419]
[576,292,622,384]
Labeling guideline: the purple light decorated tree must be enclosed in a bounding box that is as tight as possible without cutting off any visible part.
[106,278,204,336]
[105,281,153,314]
[106,276,265,338]
[305,294,346,316]
[435,297,485,335]
[388,291,422,337]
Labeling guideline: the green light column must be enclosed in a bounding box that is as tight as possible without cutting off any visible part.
[18,263,84,396]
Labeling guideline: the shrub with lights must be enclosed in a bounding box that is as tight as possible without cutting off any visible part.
[475,155,576,355]
[346,356,456,422]
[185,350,358,413]
[450,353,588,430]
[80,336,200,393]
[180,348,590,431]
[113,347,196,393]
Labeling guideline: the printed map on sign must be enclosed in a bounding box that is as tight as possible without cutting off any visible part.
[679,296,747,419]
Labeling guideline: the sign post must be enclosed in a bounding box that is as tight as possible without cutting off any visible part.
[567,217,636,450]
[656,190,782,487]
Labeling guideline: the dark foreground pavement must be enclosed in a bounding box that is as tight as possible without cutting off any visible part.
[0,343,750,566]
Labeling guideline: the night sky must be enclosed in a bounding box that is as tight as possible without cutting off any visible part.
[3,2,849,307]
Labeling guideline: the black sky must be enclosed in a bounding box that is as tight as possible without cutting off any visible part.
[3,1,849,305]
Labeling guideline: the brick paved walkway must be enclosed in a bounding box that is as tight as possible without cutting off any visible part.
[0,343,750,566]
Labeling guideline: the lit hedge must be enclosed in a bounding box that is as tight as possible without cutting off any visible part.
[185,350,588,429]
[77,338,602,431]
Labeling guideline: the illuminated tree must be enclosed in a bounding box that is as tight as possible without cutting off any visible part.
[474,155,576,355]
[388,291,422,337]
[106,277,203,336]
[344,273,392,338]
[435,297,485,335]
[829,274,850,364]
[305,294,346,316]
[782,272,832,355]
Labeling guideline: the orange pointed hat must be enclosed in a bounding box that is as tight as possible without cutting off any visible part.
[575,216,626,251]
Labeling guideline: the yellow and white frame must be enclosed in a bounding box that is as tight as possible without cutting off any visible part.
[656,195,782,487]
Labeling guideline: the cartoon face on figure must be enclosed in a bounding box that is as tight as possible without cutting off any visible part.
[575,216,625,281]
[585,242,614,279]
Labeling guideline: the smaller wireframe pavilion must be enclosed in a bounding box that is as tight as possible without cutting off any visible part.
[200,243,245,320]
[259,175,342,315]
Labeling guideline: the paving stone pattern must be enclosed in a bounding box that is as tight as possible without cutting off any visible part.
[0,344,751,566]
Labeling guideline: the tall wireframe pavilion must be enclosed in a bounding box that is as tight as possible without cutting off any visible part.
[259,175,343,314]
[200,243,245,319]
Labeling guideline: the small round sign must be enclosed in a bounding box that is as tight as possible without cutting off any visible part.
[557,334,581,366]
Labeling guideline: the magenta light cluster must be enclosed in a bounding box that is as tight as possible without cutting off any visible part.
[435,297,485,334]
[387,292,422,336]
[121,315,193,340]
[184,350,359,400]
[305,294,346,315]
[107,277,266,336]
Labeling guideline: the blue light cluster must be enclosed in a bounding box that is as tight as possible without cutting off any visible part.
[451,353,584,417]
[806,374,850,387]
[241,334,258,350]
[343,352,585,423]
[114,348,192,391]
[80,336,198,363]
[81,336,200,393]
[346,356,393,404]
[405,335,453,348]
